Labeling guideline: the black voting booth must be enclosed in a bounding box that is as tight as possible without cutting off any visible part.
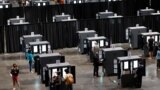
[127,26,147,48]
[117,55,145,88]
[29,41,50,70]
[36,53,65,83]
[29,41,50,54]
[8,17,25,25]
[77,29,96,54]
[86,36,110,61]
[139,8,155,16]
[53,14,71,22]
[22,34,42,52]
[96,10,114,19]
[45,62,76,90]
[102,47,128,76]
[151,11,160,15]
[138,32,160,56]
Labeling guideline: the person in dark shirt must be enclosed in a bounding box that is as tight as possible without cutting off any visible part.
[93,53,99,77]
[156,48,160,70]
[51,72,62,90]
[148,36,154,59]
[10,63,20,90]
[134,64,144,88]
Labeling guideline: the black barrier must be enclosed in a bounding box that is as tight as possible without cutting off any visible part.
[0,1,151,26]
[0,26,4,53]
[151,0,160,10]
[5,24,40,53]
[5,20,78,53]
[40,21,79,49]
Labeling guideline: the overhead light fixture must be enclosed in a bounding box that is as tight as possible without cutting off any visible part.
[43,3,46,6]
[0,5,3,9]
[38,3,40,6]
[5,5,8,8]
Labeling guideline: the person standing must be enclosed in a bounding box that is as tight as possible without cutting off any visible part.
[27,50,34,73]
[10,63,20,90]
[92,42,100,77]
[156,48,160,70]
[51,71,62,90]
[55,72,62,90]
[93,53,99,77]
[64,69,74,90]
[134,64,144,88]
[148,36,154,59]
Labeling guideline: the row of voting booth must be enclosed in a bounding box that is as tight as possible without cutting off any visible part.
[7,13,75,26]
[96,8,160,20]
[77,28,146,88]
[77,28,110,63]
[21,32,76,90]
[126,24,160,57]
[92,6,159,16]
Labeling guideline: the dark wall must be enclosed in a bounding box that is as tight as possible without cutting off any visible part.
[5,24,40,53]
[0,26,4,53]
[0,1,150,26]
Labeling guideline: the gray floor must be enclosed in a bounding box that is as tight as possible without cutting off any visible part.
[0,45,160,90]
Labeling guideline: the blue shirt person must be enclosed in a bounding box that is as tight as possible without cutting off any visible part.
[27,50,34,72]
[156,48,160,69]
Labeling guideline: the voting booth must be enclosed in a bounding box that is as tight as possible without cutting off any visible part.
[101,47,128,76]
[21,33,42,52]
[45,62,76,90]
[77,29,96,54]
[29,41,50,54]
[86,36,110,61]
[96,10,114,19]
[36,53,65,83]
[151,11,160,15]
[29,41,50,71]
[138,32,160,56]
[7,16,25,25]
[138,32,160,49]
[117,55,145,88]
[53,13,71,22]
[127,25,147,48]
[138,7,155,16]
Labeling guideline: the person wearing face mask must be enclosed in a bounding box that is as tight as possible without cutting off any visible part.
[10,63,20,90]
